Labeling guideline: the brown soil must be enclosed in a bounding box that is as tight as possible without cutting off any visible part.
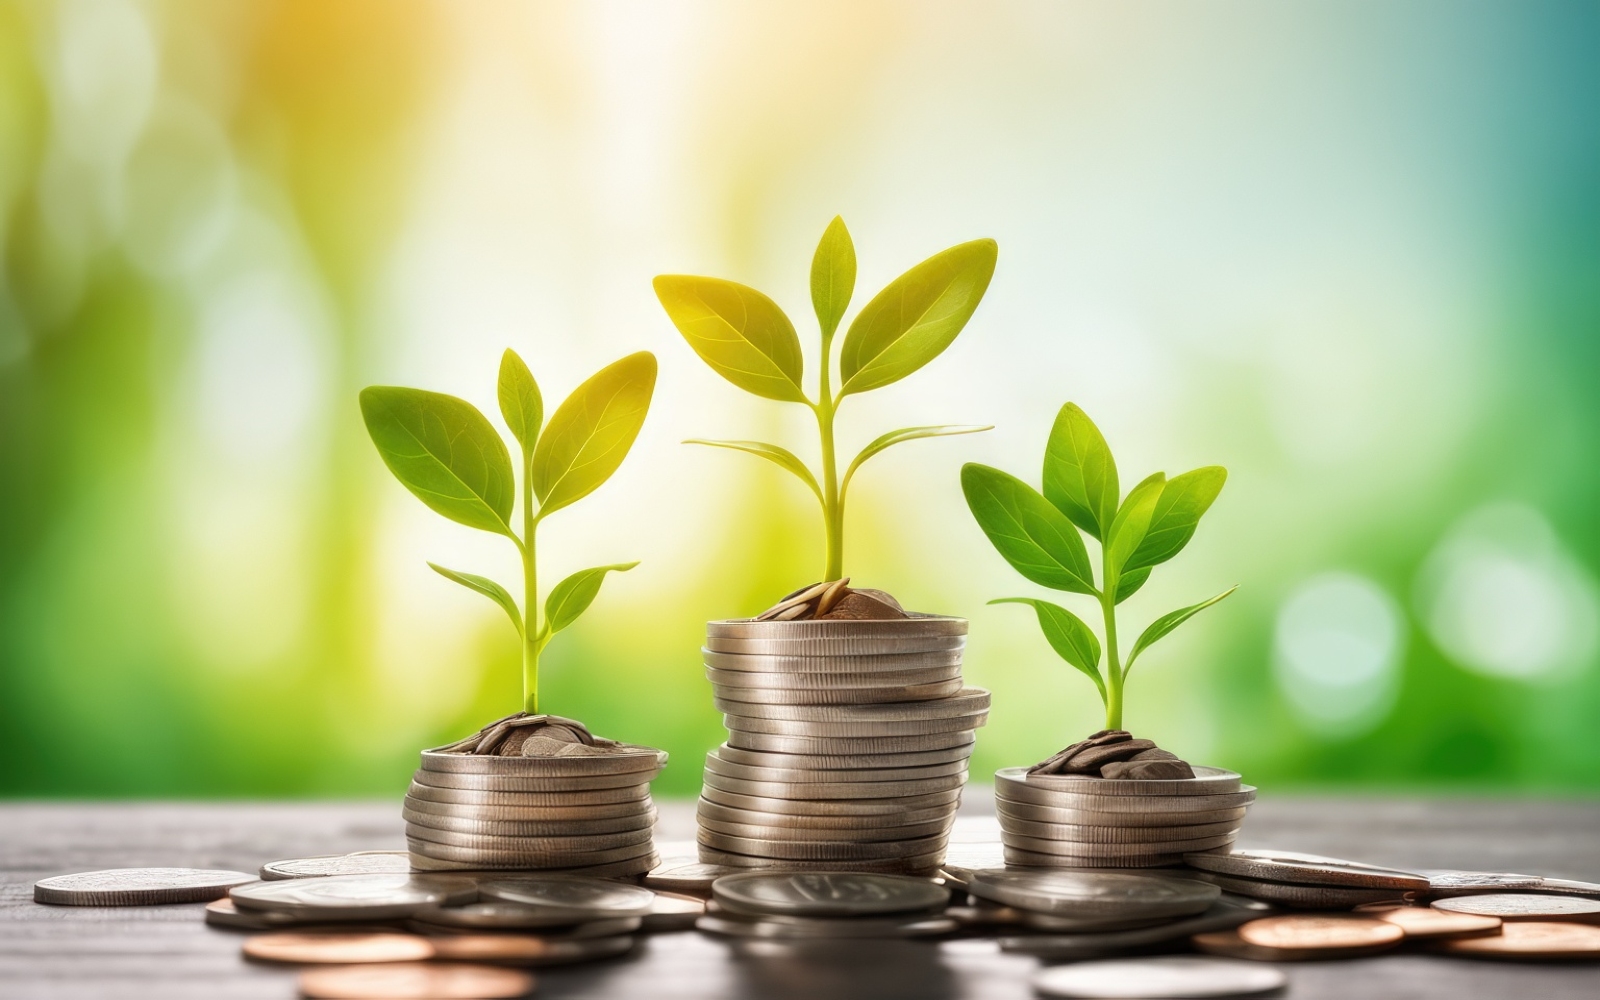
[1028,729,1196,780]
[753,579,911,622]
[433,714,644,757]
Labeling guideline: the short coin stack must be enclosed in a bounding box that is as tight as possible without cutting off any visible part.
[698,871,956,938]
[995,765,1252,867]
[697,616,987,872]
[404,746,666,875]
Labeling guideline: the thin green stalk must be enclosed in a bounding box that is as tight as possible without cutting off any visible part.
[1101,552,1122,731]
[522,461,540,715]
[816,330,843,581]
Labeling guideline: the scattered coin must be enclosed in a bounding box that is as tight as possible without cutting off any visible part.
[1352,903,1502,938]
[1001,895,1276,959]
[297,962,534,999]
[1184,848,1430,891]
[242,931,435,964]
[261,853,412,881]
[640,891,706,931]
[429,933,636,965]
[34,867,258,906]
[410,903,641,937]
[1032,956,1287,999]
[644,861,743,895]
[1236,914,1404,958]
[947,902,1171,934]
[231,874,476,921]
[696,913,957,939]
[965,870,1219,921]
[1433,920,1600,960]
[1182,869,1409,909]
[475,874,655,918]
[1432,893,1600,921]
[1539,877,1600,898]
[1412,869,1546,897]
[713,872,949,918]
[205,897,302,930]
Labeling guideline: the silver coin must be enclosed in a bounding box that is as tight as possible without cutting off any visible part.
[703,648,964,673]
[697,913,956,939]
[406,851,660,878]
[711,678,966,706]
[402,796,656,823]
[996,799,1249,827]
[713,687,989,721]
[1432,893,1600,920]
[1003,847,1186,869]
[413,768,656,792]
[405,780,650,806]
[261,852,412,881]
[410,900,644,935]
[712,742,975,770]
[997,765,1242,798]
[406,837,657,868]
[644,861,743,894]
[1184,848,1431,890]
[702,769,967,800]
[1001,894,1275,958]
[995,784,1257,812]
[707,664,962,691]
[231,874,476,919]
[940,842,1009,872]
[966,869,1219,920]
[998,817,1241,844]
[700,785,962,816]
[402,806,656,838]
[705,752,969,784]
[472,874,656,918]
[704,635,965,656]
[705,616,967,640]
[1540,877,1600,898]
[697,850,947,874]
[1009,833,1237,858]
[418,747,666,775]
[727,731,978,755]
[1183,869,1409,908]
[721,713,986,739]
[404,823,655,853]
[1032,956,1287,999]
[699,815,951,844]
[699,830,948,862]
[203,897,308,930]
[712,871,949,917]
[1413,869,1546,897]
[696,798,957,831]
[637,891,706,931]
[34,868,258,906]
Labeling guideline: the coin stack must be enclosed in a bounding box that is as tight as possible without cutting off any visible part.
[697,616,987,872]
[403,746,666,875]
[697,871,957,939]
[994,765,1253,867]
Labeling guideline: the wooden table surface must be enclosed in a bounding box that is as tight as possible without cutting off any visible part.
[3,792,1599,999]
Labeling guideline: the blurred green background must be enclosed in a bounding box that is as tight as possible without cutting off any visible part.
[2,1,1597,798]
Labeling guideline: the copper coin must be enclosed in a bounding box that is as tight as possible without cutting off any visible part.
[1432,893,1600,922]
[1193,927,1393,963]
[1353,903,1502,938]
[298,962,535,998]
[429,933,635,965]
[1226,914,1403,959]
[243,931,435,964]
[1435,920,1600,960]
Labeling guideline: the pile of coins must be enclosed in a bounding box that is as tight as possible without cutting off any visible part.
[697,871,957,939]
[697,616,987,871]
[994,764,1253,867]
[403,744,666,874]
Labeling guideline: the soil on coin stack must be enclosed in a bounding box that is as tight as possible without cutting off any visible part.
[1029,729,1196,780]
[752,579,912,622]
[432,714,642,758]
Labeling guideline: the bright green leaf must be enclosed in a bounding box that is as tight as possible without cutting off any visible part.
[1105,472,1166,584]
[1124,467,1227,574]
[545,562,639,635]
[429,563,523,636]
[841,424,992,497]
[990,597,1105,704]
[810,216,856,339]
[531,352,657,518]
[1124,586,1238,675]
[685,438,822,504]
[359,386,516,537]
[1115,567,1151,604]
[1043,403,1119,540]
[838,238,998,395]
[653,275,808,403]
[497,349,542,457]
[961,463,1097,595]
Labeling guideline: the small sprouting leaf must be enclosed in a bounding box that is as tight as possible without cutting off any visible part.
[810,216,856,339]
[531,352,657,518]
[429,563,523,636]
[1105,472,1166,583]
[545,562,639,635]
[1124,586,1238,675]
[1124,467,1227,574]
[838,238,998,396]
[359,386,516,537]
[961,463,1096,595]
[685,438,822,504]
[497,349,542,456]
[1043,403,1119,540]
[653,275,808,403]
[1115,567,1151,604]
[841,425,992,492]
[990,597,1105,703]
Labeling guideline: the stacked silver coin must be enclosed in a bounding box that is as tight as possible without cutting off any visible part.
[696,616,987,872]
[403,747,666,875]
[697,871,956,938]
[995,766,1254,868]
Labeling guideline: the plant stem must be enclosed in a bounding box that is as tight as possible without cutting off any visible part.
[1101,554,1122,731]
[816,330,843,581]
[522,461,540,715]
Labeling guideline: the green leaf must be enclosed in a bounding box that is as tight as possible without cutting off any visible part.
[838,238,998,395]
[1043,403,1119,540]
[545,562,639,635]
[359,386,516,537]
[1115,567,1151,604]
[1105,472,1166,584]
[429,563,523,636]
[841,424,992,494]
[961,463,1097,595]
[811,216,856,339]
[531,351,657,518]
[990,597,1105,703]
[684,438,822,505]
[1124,586,1238,675]
[497,349,542,456]
[653,275,808,403]
[1124,466,1227,574]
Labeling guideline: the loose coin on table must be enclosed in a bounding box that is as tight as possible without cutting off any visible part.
[409,900,641,933]
[1432,893,1600,922]
[298,962,535,999]
[1352,903,1501,938]
[1182,869,1408,909]
[206,897,301,931]
[1236,914,1404,958]
[34,867,257,906]
[477,874,655,919]
[243,931,435,964]
[231,874,475,921]
[1001,895,1275,959]
[1413,869,1546,898]
[644,861,742,895]
[966,870,1219,922]
[641,891,706,931]
[1032,956,1287,999]
[1434,920,1600,960]
[260,852,412,881]
[429,933,636,965]
[712,871,949,918]
[696,913,957,939]
[1184,848,1430,891]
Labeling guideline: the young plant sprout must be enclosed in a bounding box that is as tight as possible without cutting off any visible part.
[962,403,1235,731]
[654,218,997,582]
[360,351,656,715]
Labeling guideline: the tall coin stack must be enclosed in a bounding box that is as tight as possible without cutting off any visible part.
[696,616,988,872]
[403,745,666,876]
[995,766,1253,868]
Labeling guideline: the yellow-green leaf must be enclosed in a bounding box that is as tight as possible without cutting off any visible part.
[497,348,542,457]
[545,562,639,635]
[685,438,822,505]
[531,352,657,518]
[359,386,515,537]
[1043,403,1118,541]
[810,216,856,339]
[653,275,807,403]
[429,563,522,636]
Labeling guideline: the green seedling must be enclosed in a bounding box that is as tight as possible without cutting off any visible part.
[654,217,998,581]
[962,403,1234,731]
[360,351,657,714]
